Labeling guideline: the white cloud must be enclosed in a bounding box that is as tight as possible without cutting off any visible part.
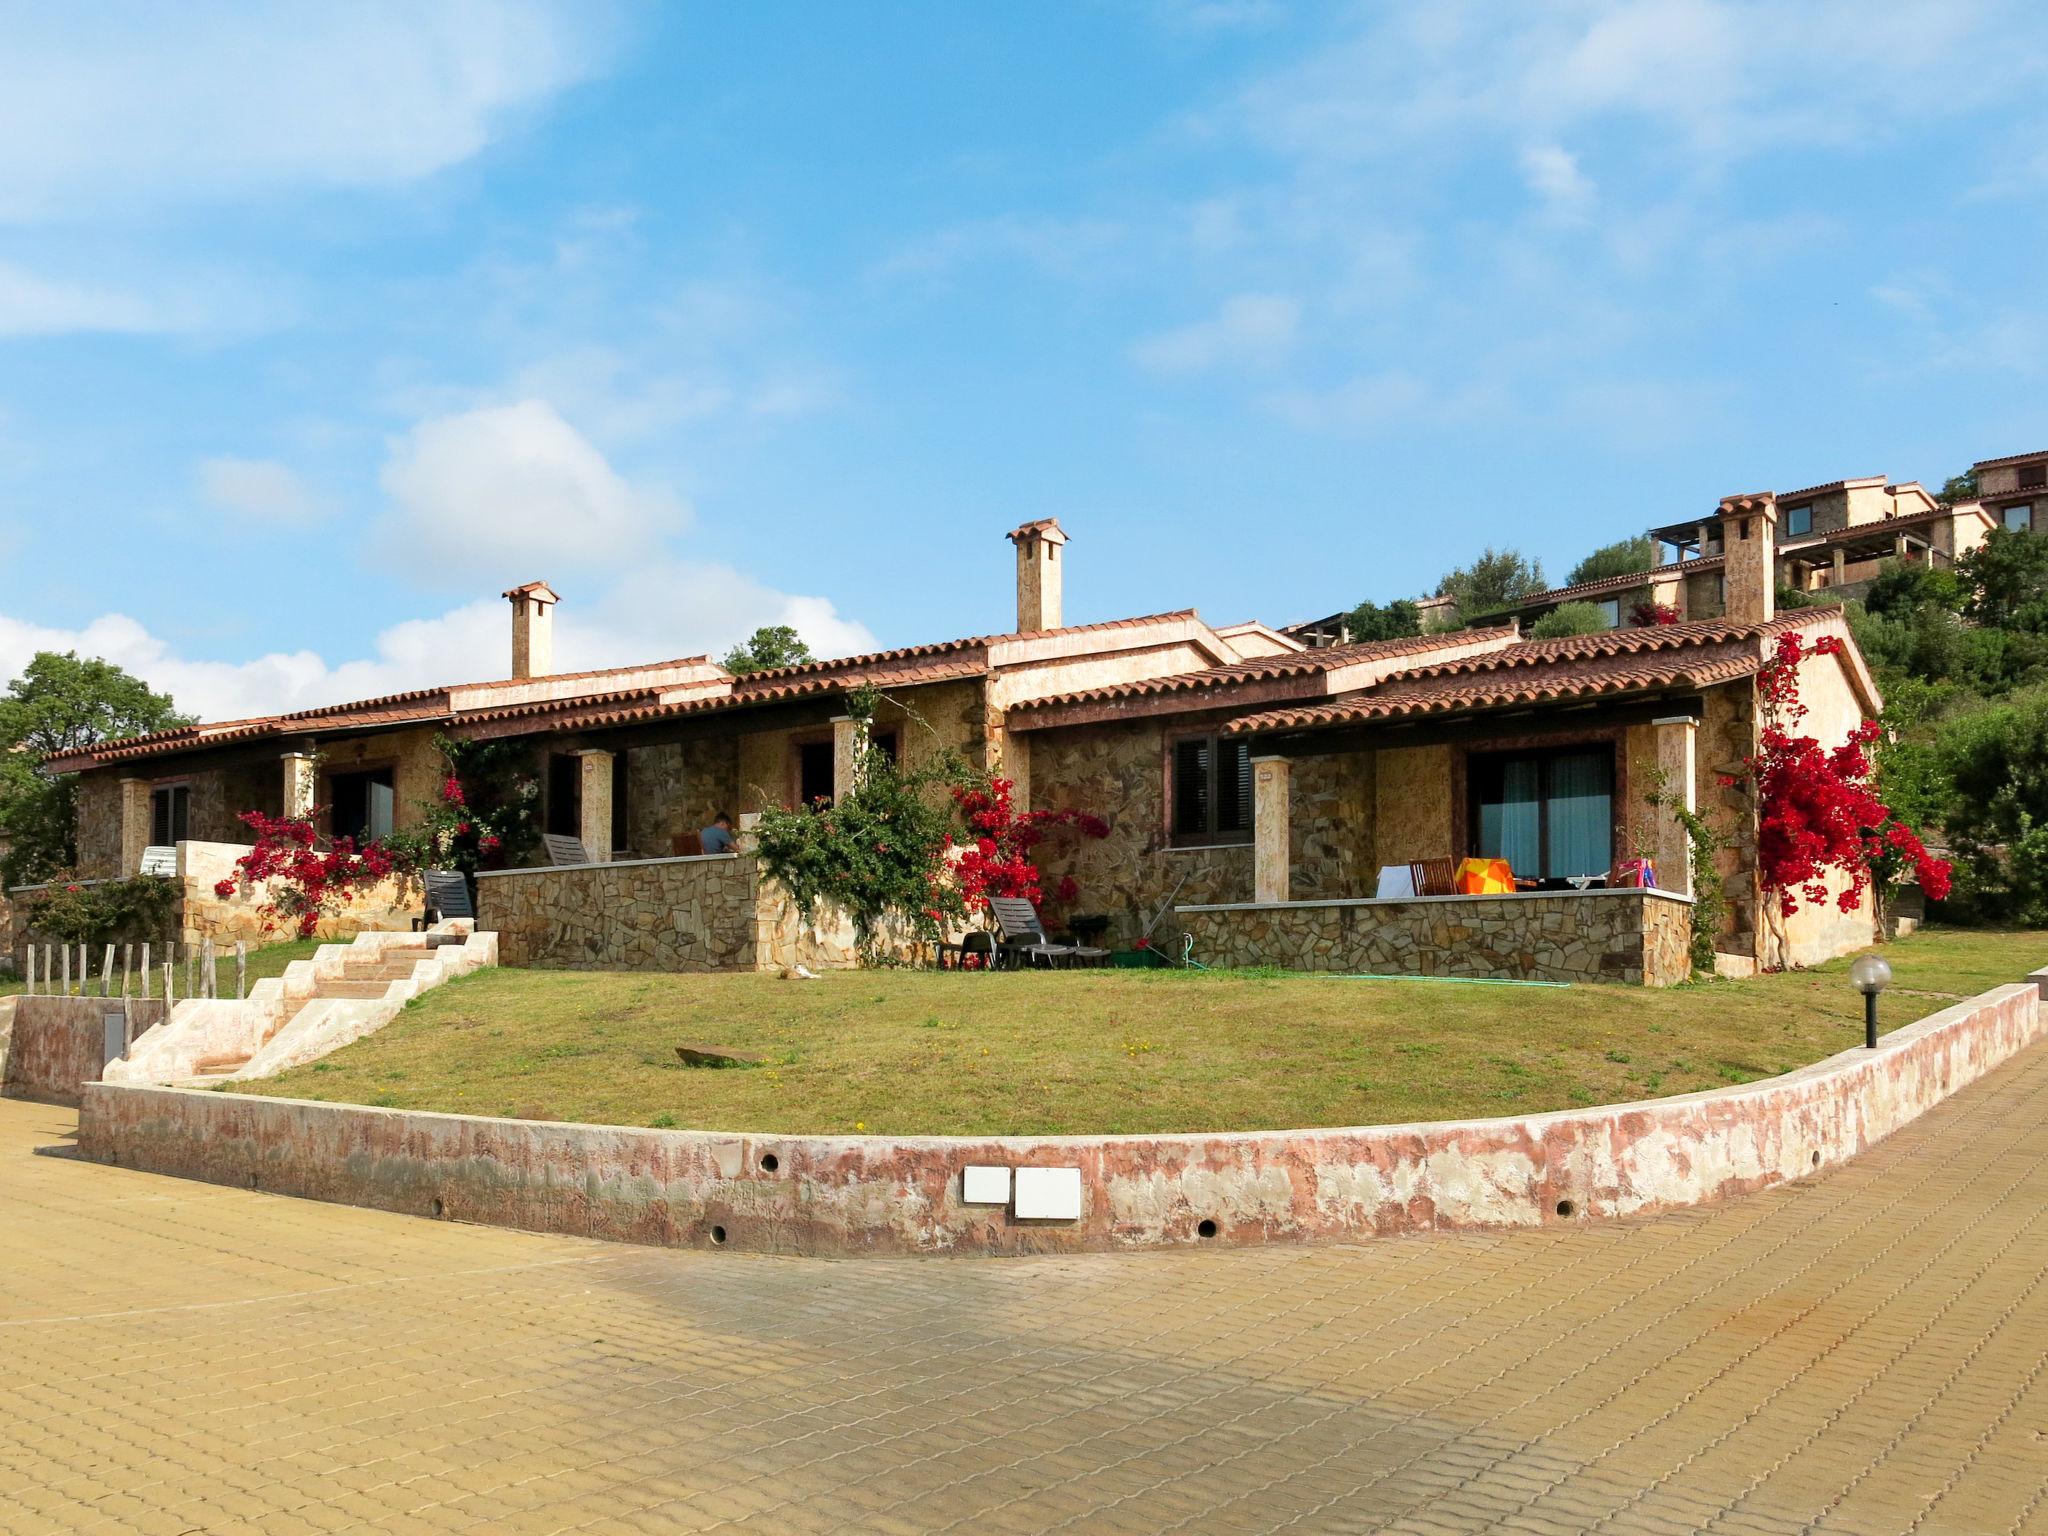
[198,457,322,525]
[874,216,1128,280]
[376,399,687,574]
[1520,143,1594,217]
[0,259,206,337]
[0,571,879,725]
[1131,292,1302,375]
[0,1,617,221]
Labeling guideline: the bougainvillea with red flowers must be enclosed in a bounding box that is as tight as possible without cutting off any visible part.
[950,776,1109,914]
[1734,630,1950,921]
[383,736,539,879]
[214,810,419,938]
[1629,599,1681,627]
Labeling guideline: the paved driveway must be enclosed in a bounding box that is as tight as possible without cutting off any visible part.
[4,1049,2047,1536]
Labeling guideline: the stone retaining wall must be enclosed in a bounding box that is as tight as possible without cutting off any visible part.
[75,957,2046,1256]
[4,996,168,1107]
[1179,888,1695,985]
[476,854,860,972]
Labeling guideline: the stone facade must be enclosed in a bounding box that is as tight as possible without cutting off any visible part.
[1025,717,1253,948]
[1178,889,1695,987]
[3,995,168,1107]
[73,774,125,878]
[477,854,861,973]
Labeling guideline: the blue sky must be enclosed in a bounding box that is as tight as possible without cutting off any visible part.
[2,0,2045,720]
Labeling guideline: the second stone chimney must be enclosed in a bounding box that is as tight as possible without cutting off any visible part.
[1006,518,1067,633]
[503,580,560,679]
[1714,494,1777,625]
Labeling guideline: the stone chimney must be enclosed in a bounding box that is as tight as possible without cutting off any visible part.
[1714,494,1776,625]
[1006,519,1067,632]
[503,581,559,679]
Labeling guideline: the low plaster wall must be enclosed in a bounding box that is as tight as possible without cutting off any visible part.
[1180,888,1696,986]
[4,995,168,1107]
[76,958,2045,1256]
[476,854,859,973]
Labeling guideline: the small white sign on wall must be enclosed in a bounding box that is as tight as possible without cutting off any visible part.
[961,1165,1011,1205]
[1013,1166,1083,1222]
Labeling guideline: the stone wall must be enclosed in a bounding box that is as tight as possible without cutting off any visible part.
[3,995,168,1106]
[1026,717,1253,948]
[626,738,739,857]
[74,773,125,878]
[1178,889,1695,986]
[1373,745,1454,867]
[74,965,2046,1255]
[476,854,860,973]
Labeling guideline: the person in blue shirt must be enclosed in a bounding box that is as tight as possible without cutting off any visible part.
[700,811,737,855]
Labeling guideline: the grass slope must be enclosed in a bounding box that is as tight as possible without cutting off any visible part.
[241,928,2046,1137]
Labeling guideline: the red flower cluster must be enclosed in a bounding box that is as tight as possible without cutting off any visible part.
[1629,599,1681,627]
[215,810,414,938]
[1744,632,1950,918]
[950,777,1109,913]
[441,776,466,807]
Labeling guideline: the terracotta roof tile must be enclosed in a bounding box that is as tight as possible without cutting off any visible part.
[1227,612,1822,735]
[1009,627,1519,714]
[1971,448,2048,471]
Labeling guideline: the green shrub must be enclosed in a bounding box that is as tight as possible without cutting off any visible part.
[1530,602,1611,639]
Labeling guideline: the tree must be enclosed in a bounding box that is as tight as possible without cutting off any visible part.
[1935,686,2048,923]
[1529,601,1611,639]
[0,651,192,885]
[1566,535,1655,588]
[722,625,814,675]
[1958,527,2048,631]
[1937,469,1978,505]
[1343,598,1422,643]
[1435,547,1547,622]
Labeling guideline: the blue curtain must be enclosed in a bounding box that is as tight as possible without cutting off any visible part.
[1476,758,1540,877]
[1546,750,1612,878]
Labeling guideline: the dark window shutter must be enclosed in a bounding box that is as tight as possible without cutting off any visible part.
[1172,738,1210,837]
[1215,739,1252,834]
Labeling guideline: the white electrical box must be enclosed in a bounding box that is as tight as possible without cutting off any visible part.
[961,1165,1011,1205]
[1012,1166,1083,1221]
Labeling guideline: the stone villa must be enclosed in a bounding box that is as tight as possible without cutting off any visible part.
[43,493,1889,984]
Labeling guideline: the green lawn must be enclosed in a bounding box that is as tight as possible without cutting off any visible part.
[2,939,321,1000]
[238,927,2048,1137]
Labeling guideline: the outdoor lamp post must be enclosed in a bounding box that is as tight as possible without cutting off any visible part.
[1850,954,1893,1050]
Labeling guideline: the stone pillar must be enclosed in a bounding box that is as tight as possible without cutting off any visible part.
[1252,756,1292,905]
[832,715,867,801]
[503,581,559,680]
[281,753,317,821]
[576,750,613,861]
[1005,730,1032,812]
[1831,547,1847,589]
[117,778,152,876]
[1652,716,1698,898]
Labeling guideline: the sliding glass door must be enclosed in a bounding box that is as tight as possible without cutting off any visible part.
[1468,746,1615,882]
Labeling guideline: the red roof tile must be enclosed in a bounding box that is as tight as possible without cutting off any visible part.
[1008,627,1519,714]
[1971,449,2048,471]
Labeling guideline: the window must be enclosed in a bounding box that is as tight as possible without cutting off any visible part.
[330,768,395,843]
[795,740,834,805]
[1468,746,1614,882]
[150,782,189,846]
[1594,597,1620,628]
[1783,503,1813,536]
[1170,734,1252,845]
[2020,463,2046,490]
[2005,503,2033,534]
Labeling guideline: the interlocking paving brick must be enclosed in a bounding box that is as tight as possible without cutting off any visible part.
[5,1038,2048,1534]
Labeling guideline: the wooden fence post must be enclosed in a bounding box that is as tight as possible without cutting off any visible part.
[100,945,114,998]
[235,941,247,1001]
[140,942,151,1000]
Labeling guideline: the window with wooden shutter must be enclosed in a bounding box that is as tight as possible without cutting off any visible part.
[1170,734,1253,845]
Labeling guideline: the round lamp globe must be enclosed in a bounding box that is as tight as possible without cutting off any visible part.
[1849,954,1894,997]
